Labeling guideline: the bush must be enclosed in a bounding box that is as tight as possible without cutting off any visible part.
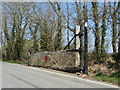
[112,52,119,62]
[111,71,120,77]
[95,71,104,76]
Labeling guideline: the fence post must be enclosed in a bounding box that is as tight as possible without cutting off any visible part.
[75,25,80,67]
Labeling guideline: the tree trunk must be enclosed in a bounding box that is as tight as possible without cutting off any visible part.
[92,2,100,60]
[66,2,70,49]
[101,2,107,61]
[110,2,119,53]
[4,16,11,60]
[56,2,62,51]
[49,2,62,51]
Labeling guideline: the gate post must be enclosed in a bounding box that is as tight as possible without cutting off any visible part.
[75,25,80,67]
[83,22,88,75]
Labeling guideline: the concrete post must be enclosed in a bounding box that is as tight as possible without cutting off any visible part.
[75,25,80,67]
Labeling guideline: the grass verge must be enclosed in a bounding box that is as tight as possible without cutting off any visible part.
[2,60,25,64]
[90,76,119,85]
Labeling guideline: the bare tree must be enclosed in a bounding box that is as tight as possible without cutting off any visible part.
[91,2,100,61]
[2,2,30,60]
[109,2,119,53]
[66,2,70,49]
[49,2,62,51]
[29,23,39,52]
[101,2,107,60]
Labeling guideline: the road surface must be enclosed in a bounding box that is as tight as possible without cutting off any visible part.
[1,62,118,88]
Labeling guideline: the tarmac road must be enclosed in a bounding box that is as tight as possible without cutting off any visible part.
[1,62,118,88]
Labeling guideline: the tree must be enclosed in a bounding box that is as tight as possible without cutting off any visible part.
[118,25,120,55]
[101,2,107,60]
[92,2,101,60]
[109,2,119,53]
[49,2,62,51]
[3,14,11,60]
[2,2,30,60]
[66,2,70,49]
[14,3,29,60]
[29,23,39,52]
[29,2,54,52]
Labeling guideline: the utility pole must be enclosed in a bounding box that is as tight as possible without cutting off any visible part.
[83,22,88,75]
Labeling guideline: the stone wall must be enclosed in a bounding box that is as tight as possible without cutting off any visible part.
[29,51,76,69]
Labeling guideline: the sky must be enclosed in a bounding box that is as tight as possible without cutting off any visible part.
[1,1,119,53]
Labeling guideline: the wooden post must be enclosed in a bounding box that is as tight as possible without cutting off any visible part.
[75,25,80,67]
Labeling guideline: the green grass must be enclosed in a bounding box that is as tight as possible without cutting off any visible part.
[90,72,120,85]
[2,60,25,64]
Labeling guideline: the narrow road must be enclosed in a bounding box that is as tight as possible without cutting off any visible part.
[2,62,118,88]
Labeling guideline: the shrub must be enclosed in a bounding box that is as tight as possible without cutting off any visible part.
[111,71,120,77]
[95,71,104,76]
[112,52,119,62]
